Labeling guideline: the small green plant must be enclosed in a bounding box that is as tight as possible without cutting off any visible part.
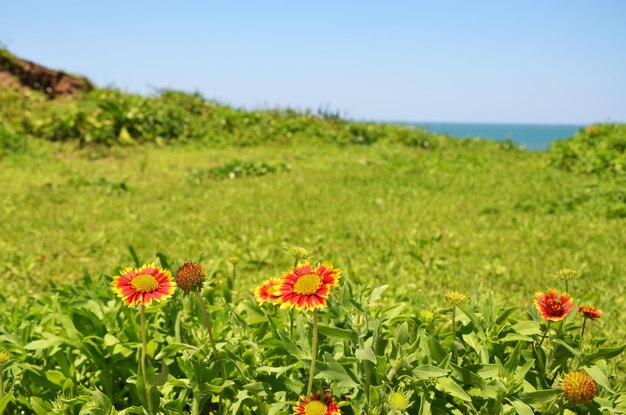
[189,159,289,181]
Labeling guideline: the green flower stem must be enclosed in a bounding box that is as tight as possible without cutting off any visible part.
[359,311,372,405]
[538,321,552,347]
[195,291,226,414]
[307,308,319,397]
[230,262,237,291]
[0,364,4,398]
[580,316,588,341]
[140,304,154,415]
[451,307,457,340]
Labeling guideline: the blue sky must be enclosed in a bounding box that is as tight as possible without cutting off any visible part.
[2,1,625,124]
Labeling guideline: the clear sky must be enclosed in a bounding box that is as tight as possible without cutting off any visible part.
[2,1,625,124]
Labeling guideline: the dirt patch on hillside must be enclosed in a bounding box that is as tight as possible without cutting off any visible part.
[0,49,94,97]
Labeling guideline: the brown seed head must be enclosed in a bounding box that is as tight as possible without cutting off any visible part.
[563,371,597,405]
[175,262,207,294]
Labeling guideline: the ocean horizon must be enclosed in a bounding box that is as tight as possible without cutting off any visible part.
[405,122,584,150]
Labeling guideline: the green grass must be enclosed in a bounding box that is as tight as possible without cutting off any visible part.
[1,139,624,345]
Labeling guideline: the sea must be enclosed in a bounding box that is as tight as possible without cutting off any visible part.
[407,122,584,150]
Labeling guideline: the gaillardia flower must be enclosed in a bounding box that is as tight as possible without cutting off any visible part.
[294,391,341,415]
[112,264,176,306]
[255,278,282,306]
[578,305,602,319]
[176,262,206,294]
[563,371,597,405]
[534,289,574,321]
[445,290,468,306]
[277,262,341,311]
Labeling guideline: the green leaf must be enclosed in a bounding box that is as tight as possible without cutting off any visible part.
[0,392,14,414]
[509,399,534,415]
[269,402,292,415]
[583,365,615,394]
[518,389,560,405]
[436,377,472,402]
[511,321,542,336]
[585,344,626,362]
[317,324,358,343]
[368,285,389,306]
[46,369,66,386]
[413,365,448,379]
[504,342,523,375]
[499,333,534,343]
[103,334,120,347]
[149,362,169,387]
[29,397,53,415]
[315,361,359,388]
[355,346,377,364]
[155,343,196,360]
[398,321,409,345]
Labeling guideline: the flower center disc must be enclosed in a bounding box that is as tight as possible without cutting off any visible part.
[293,274,323,295]
[267,284,279,297]
[546,298,562,314]
[131,274,159,293]
[304,401,328,415]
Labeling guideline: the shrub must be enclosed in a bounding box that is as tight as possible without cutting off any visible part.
[549,123,626,176]
[0,123,27,156]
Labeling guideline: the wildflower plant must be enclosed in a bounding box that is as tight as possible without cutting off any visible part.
[276,261,341,396]
[111,263,176,415]
[176,261,226,413]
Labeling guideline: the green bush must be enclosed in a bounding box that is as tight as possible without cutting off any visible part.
[13,87,444,149]
[0,123,27,156]
[549,123,626,176]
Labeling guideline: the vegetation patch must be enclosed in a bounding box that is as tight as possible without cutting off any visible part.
[188,159,290,182]
[549,123,626,176]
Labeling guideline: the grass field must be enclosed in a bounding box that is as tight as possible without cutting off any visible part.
[2,138,624,336]
[1,83,625,412]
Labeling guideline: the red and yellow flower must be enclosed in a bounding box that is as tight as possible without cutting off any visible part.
[294,391,341,415]
[112,264,176,307]
[534,289,574,321]
[578,305,602,319]
[277,262,341,311]
[255,277,282,306]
